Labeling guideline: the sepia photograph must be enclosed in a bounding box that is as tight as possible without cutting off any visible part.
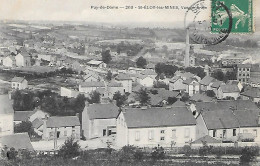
[1,0,260,165]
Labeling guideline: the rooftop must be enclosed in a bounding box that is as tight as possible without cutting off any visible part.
[87,103,119,120]
[200,76,215,86]
[46,116,80,128]
[241,87,260,98]
[11,77,26,83]
[0,133,34,151]
[115,73,132,80]
[122,107,196,128]
[80,81,105,87]
[220,84,240,93]
[14,111,34,121]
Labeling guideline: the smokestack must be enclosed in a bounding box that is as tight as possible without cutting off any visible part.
[184,28,190,68]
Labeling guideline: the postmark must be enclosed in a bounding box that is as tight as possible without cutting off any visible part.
[184,0,232,45]
[211,0,253,33]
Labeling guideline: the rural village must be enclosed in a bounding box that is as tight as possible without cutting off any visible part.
[0,21,260,165]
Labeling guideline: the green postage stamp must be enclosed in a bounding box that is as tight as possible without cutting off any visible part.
[211,0,253,33]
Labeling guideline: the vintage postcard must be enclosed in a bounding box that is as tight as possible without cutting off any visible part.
[1,0,260,165]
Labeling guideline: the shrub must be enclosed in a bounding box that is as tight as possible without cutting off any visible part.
[151,146,165,160]
[58,137,80,159]
[182,145,192,156]
[133,150,144,161]
[240,147,257,164]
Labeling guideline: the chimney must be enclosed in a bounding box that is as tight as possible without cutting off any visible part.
[258,113,260,125]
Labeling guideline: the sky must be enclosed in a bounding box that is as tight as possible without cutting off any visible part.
[0,0,260,28]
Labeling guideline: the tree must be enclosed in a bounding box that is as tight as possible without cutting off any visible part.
[102,50,112,64]
[136,88,150,106]
[106,70,113,81]
[113,91,127,107]
[136,56,147,69]
[58,137,80,159]
[206,90,216,97]
[74,94,87,113]
[87,91,101,104]
[14,121,36,138]
[212,70,225,81]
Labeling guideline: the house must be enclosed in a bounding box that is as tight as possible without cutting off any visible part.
[248,78,260,88]
[217,84,240,100]
[136,75,154,87]
[241,87,260,103]
[0,133,34,151]
[140,70,157,80]
[107,82,124,99]
[3,56,15,67]
[15,52,31,67]
[150,94,167,107]
[42,116,81,140]
[237,64,251,83]
[11,77,28,90]
[226,80,243,92]
[196,108,260,143]
[83,73,101,82]
[183,77,200,97]
[210,81,225,97]
[79,82,105,94]
[82,103,119,139]
[14,109,50,124]
[169,76,186,91]
[200,76,215,92]
[191,100,259,118]
[87,60,106,68]
[174,71,196,81]
[60,87,80,98]
[115,73,132,93]
[0,95,14,137]
[116,107,196,148]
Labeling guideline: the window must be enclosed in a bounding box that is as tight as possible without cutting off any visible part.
[247,68,250,71]
[161,130,165,134]
[185,128,190,138]
[64,130,67,136]
[243,129,248,133]
[213,129,216,137]
[135,131,140,141]
[223,130,226,138]
[233,129,236,136]
[103,129,106,136]
[172,129,176,138]
[148,130,154,140]
[160,137,165,141]
[253,129,257,137]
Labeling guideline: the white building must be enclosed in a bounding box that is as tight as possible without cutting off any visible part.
[116,107,196,148]
[115,73,132,93]
[11,77,28,90]
[0,95,14,137]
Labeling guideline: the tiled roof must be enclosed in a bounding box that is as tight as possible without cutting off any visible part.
[14,111,34,121]
[220,84,240,93]
[87,103,119,120]
[115,73,132,80]
[195,100,259,114]
[108,81,123,87]
[156,88,180,99]
[140,70,157,76]
[11,77,26,83]
[190,93,213,102]
[150,94,164,106]
[200,76,215,86]
[0,133,34,151]
[123,107,196,128]
[46,116,80,128]
[183,77,198,85]
[80,81,105,87]
[201,109,260,129]
[172,100,186,107]
[32,118,43,129]
[211,81,224,88]
[0,95,14,114]
[241,88,260,98]
[175,71,195,79]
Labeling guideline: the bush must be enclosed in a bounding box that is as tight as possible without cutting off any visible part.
[151,146,165,160]
[133,150,144,161]
[182,145,192,156]
[58,137,80,159]
[240,147,257,164]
